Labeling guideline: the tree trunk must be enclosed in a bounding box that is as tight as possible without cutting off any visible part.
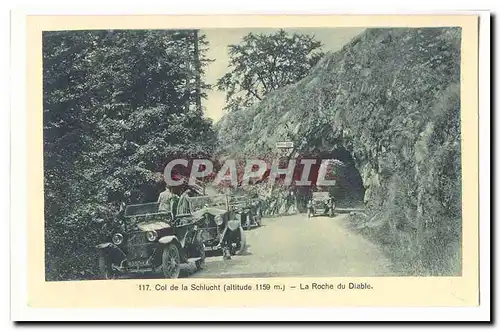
[194,30,202,113]
[185,33,192,112]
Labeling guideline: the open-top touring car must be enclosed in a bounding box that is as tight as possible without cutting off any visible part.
[96,201,205,279]
[228,195,262,230]
[187,194,246,260]
[307,191,336,218]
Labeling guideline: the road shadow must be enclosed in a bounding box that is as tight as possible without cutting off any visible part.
[205,249,222,258]
[237,249,253,256]
[243,225,266,231]
[110,260,207,280]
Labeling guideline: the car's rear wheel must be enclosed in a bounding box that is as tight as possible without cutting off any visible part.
[330,202,336,216]
[162,243,181,279]
[223,247,232,260]
[255,213,262,226]
[195,242,206,270]
[98,254,116,280]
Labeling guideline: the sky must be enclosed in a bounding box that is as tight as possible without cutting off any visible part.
[200,28,366,122]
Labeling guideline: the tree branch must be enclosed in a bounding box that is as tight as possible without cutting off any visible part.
[247,89,262,101]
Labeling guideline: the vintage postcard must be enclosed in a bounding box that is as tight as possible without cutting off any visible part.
[11,12,485,319]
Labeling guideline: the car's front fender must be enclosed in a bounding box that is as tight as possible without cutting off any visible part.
[96,243,126,259]
[96,242,113,249]
[159,235,178,245]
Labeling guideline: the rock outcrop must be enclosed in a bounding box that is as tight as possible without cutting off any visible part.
[216,28,462,275]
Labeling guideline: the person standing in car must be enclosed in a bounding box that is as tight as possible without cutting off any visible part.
[158,186,179,219]
[176,189,192,217]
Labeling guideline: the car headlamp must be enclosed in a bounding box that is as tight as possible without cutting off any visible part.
[146,230,158,242]
[112,233,123,245]
[215,215,224,226]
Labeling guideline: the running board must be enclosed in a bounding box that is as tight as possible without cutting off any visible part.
[187,257,202,263]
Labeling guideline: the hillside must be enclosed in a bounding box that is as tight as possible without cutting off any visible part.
[216,28,462,276]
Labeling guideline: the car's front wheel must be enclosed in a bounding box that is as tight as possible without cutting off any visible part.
[162,243,181,279]
[98,254,116,280]
[237,226,246,253]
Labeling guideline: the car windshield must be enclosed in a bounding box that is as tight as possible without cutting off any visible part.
[187,194,228,213]
[124,202,171,225]
[312,192,330,199]
[228,195,251,209]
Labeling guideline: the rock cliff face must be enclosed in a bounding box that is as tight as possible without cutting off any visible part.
[217,28,462,275]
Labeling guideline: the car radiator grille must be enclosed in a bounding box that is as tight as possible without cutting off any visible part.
[200,218,220,241]
[127,233,151,261]
[201,228,218,241]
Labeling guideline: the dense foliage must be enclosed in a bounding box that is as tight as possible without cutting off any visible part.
[43,30,216,280]
[216,29,324,112]
[217,28,462,275]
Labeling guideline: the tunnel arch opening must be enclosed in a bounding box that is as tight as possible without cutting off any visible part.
[324,146,365,207]
[294,144,365,210]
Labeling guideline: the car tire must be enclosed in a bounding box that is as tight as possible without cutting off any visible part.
[237,226,246,254]
[98,254,116,280]
[330,202,336,216]
[195,242,206,270]
[241,214,248,230]
[162,243,181,279]
[223,247,232,260]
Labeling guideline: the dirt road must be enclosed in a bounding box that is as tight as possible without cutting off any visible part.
[190,213,395,278]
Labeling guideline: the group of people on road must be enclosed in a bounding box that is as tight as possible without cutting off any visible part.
[259,189,298,216]
[157,183,336,220]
